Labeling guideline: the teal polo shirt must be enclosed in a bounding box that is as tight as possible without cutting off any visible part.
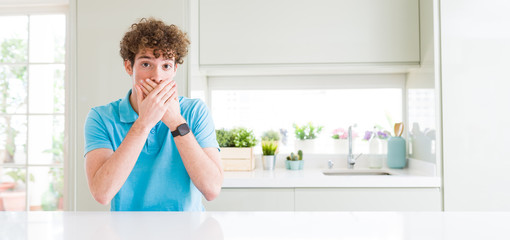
[84,90,219,211]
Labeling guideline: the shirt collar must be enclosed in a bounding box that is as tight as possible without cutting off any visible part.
[119,89,138,123]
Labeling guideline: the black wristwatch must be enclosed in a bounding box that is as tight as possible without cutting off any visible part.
[171,123,190,137]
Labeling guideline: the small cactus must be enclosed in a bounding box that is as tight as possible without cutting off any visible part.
[286,150,303,161]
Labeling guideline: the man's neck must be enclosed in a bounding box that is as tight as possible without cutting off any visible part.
[129,89,139,114]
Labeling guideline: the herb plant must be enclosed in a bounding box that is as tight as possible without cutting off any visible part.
[261,141,278,155]
[293,122,323,140]
[232,127,258,147]
[261,130,281,142]
[216,128,235,147]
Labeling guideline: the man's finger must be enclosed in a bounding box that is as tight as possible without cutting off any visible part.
[139,80,151,96]
[134,84,143,103]
[147,79,172,97]
[145,79,158,90]
[155,81,175,101]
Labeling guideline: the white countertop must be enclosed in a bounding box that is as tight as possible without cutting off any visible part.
[223,167,441,188]
[1,211,509,240]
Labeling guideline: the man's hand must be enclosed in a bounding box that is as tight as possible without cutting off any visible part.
[134,79,177,129]
[138,79,183,129]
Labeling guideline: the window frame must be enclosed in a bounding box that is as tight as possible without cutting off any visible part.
[0,4,70,211]
[205,73,408,159]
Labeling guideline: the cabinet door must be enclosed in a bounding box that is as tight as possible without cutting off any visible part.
[203,188,294,211]
[199,0,419,65]
[295,188,441,211]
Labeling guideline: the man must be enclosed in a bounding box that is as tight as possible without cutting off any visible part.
[84,18,223,211]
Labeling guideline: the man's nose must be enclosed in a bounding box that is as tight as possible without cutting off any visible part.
[150,68,165,83]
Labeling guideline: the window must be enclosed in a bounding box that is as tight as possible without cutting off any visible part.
[208,75,403,155]
[0,13,66,211]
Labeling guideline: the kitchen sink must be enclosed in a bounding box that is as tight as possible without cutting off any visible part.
[322,169,393,176]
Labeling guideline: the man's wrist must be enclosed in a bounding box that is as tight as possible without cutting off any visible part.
[167,115,187,132]
[131,120,152,135]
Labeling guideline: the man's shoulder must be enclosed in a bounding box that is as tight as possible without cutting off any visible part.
[179,96,206,111]
[89,98,123,120]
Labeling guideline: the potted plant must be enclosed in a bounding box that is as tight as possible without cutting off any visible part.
[261,130,281,142]
[41,167,64,211]
[261,141,278,170]
[0,169,34,211]
[285,150,303,170]
[216,127,258,171]
[331,128,349,154]
[293,122,323,153]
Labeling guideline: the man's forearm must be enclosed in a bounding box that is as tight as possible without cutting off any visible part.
[90,121,150,204]
[164,117,223,201]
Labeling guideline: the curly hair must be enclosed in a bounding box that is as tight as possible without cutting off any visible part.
[120,18,190,66]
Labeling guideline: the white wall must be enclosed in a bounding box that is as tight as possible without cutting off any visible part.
[75,0,188,211]
[441,0,510,210]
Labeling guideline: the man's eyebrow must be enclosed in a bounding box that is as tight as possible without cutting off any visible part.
[136,55,153,60]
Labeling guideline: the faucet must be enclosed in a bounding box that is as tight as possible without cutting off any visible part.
[347,125,362,169]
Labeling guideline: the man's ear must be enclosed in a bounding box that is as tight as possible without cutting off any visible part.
[124,60,133,76]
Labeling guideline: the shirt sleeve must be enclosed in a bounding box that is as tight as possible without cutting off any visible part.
[190,100,220,150]
[84,108,114,156]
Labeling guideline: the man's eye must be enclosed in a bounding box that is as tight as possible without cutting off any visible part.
[164,64,173,69]
[142,63,150,67]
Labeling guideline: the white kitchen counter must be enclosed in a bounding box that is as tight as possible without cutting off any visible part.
[223,167,440,188]
[1,211,509,240]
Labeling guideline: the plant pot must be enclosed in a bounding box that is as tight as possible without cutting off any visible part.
[0,182,16,192]
[0,191,26,211]
[295,139,317,153]
[286,160,304,170]
[332,139,348,154]
[262,155,276,170]
[220,147,255,171]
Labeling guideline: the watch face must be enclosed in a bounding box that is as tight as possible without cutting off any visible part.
[177,123,190,135]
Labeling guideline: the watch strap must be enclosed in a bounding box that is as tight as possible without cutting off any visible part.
[172,123,190,137]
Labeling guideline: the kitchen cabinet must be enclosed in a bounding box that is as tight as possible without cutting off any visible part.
[199,0,419,66]
[294,188,441,211]
[204,187,441,211]
[203,188,295,211]
[440,0,510,210]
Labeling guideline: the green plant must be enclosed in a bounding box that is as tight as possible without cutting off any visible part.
[217,128,258,147]
[1,39,28,163]
[49,167,64,198]
[232,127,258,147]
[5,168,34,187]
[286,150,303,161]
[261,130,280,142]
[216,128,235,147]
[261,141,278,155]
[293,122,323,140]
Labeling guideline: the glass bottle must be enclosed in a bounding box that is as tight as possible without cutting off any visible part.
[368,127,383,168]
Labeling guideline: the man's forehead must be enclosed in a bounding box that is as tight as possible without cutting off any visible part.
[136,48,175,61]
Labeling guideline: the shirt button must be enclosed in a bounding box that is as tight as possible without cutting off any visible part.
[150,129,155,134]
